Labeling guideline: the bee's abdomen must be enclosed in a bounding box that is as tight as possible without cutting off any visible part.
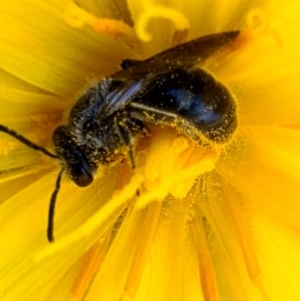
[130,68,237,143]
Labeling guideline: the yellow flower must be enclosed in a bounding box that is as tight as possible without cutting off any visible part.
[1,0,300,300]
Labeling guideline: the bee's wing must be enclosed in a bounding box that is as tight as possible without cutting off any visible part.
[113,30,239,79]
[99,74,157,117]
[100,30,239,117]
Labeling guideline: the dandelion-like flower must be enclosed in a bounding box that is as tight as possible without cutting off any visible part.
[1,1,300,301]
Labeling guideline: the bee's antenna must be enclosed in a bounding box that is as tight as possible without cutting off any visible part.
[0,124,58,159]
[0,124,63,242]
[47,169,64,242]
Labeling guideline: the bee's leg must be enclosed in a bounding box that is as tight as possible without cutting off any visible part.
[114,119,136,168]
[120,59,142,70]
[125,133,136,169]
[125,118,149,136]
[125,119,149,168]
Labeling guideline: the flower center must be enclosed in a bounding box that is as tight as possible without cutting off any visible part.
[135,127,220,207]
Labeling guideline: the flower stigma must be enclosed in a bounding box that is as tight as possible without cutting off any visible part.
[134,3,190,42]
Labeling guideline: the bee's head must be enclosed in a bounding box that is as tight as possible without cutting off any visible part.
[52,126,97,187]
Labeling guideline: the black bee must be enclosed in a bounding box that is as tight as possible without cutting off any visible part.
[0,30,239,242]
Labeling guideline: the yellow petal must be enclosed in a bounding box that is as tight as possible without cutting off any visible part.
[1,1,300,300]
[0,0,135,96]
[217,126,300,228]
[0,165,122,300]
[216,13,300,126]
[252,212,300,301]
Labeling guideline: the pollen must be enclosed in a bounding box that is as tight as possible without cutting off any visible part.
[135,4,190,42]
[91,19,135,39]
[136,127,219,208]
[64,1,135,38]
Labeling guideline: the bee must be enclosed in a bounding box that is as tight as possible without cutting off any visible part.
[0,30,239,242]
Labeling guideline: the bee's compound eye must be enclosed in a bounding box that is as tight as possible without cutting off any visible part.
[71,166,94,187]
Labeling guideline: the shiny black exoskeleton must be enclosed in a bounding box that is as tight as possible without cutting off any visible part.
[0,30,239,242]
[53,31,239,188]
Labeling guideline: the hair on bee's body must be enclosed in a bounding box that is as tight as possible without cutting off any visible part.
[0,30,239,242]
